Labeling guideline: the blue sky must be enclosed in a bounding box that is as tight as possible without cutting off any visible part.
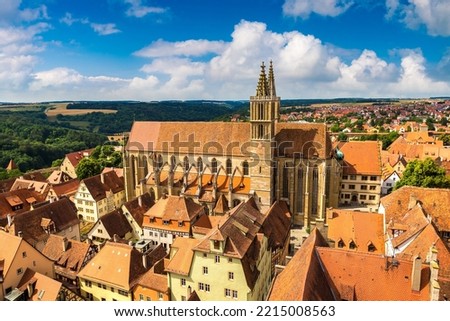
[1,0,450,102]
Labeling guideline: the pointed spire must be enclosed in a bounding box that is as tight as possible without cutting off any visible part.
[255,61,269,97]
[268,60,276,97]
[6,159,17,171]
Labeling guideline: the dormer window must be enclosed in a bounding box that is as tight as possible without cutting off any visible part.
[337,239,345,248]
[213,240,220,250]
[349,240,356,250]
[368,242,376,252]
[178,221,184,227]
[163,220,169,225]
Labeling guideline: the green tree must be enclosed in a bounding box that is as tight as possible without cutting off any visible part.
[440,117,448,126]
[395,158,450,189]
[439,134,450,146]
[75,158,103,180]
[51,158,64,167]
[337,132,348,142]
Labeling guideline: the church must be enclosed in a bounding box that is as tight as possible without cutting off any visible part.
[124,61,341,227]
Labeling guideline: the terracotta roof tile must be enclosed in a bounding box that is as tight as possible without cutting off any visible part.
[0,189,45,226]
[11,198,79,245]
[317,248,431,300]
[381,186,450,232]
[78,241,149,290]
[327,208,384,253]
[122,193,155,228]
[165,237,199,276]
[82,171,124,202]
[269,228,333,301]
[96,209,133,239]
[65,149,94,167]
[336,141,382,175]
[41,234,93,280]
[17,268,62,301]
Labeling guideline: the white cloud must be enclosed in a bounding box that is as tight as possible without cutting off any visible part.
[90,23,121,36]
[387,0,450,36]
[0,0,48,24]
[60,12,78,26]
[0,24,49,93]
[134,39,226,58]
[3,19,450,102]
[283,0,353,18]
[124,0,166,18]
[385,0,399,19]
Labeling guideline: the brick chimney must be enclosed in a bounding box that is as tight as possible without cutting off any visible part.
[62,237,69,252]
[411,255,422,292]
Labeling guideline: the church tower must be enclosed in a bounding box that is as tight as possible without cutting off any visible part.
[249,61,280,209]
[250,61,280,140]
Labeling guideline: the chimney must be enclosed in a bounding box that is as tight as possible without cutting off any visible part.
[62,237,69,252]
[27,280,36,298]
[7,214,12,227]
[113,234,120,243]
[430,259,441,301]
[408,194,418,210]
[100,173,105,184]
[138,195,142,207]
[411,255,422,292]
[187,285,192,299]
[18,231,23,238]
[142,254,148,269]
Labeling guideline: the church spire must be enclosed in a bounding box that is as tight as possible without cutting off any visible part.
[268,60,276,98]
[255,61,269,97]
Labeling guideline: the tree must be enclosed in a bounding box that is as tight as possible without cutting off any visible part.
[395,158,450,189]
[440,117,448,126]
[75,158,103,180]
[51,158,63,167]
[337,132,348,142]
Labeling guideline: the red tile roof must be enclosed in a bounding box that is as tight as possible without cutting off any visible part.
[336,141,382,175]
[82,171,124,202]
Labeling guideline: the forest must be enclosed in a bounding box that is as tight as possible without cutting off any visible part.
[0,107,106,173]
[57,101,247,134]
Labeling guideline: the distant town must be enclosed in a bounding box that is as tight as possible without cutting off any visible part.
[0,62,449,302]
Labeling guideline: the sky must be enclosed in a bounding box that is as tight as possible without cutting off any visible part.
[1,0,450,102]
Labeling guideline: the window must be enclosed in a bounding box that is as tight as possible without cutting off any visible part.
[243,161,249,176]
[17,268,23,275]
[360,195,367,200]
[228,272,234,280]
[181,278,186,287]
[228,258,233,263]
[147,297,151,301]
[181,296,186,301]
[349,241,356,250]
[163,220,169,225]
[341,184,345,189]
[203,267,208,275]
[370,176,377,181]
[203,253,208,258]
[225,288,231,298]
[369,195,376,200]
[369,185,376,190]
[158,292,163,300]
[386,183,392,187]
[197,157,203,172]
[361,176,368,180]
[211,158,218,174]
[232,290,238,299]
[205,284,210,292]
[139,294,144,301]
[118,289,128,296]
[361,185,367,190]
[213,240,220,250]
[183,156,190,171]
[337,240,345,248]
[199,283,205,291]
[282,164,289,198]
[350,175,356,180]
[349,185,355,190]
[226,159,232,175]
[342,175,348,180]
[22,251,27,258]
[368,243,376,252]
[97,229,103,234]
[178,221,184,227]
[215,255,220,263]
[344,194,350,199]
[111,287,115,293]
